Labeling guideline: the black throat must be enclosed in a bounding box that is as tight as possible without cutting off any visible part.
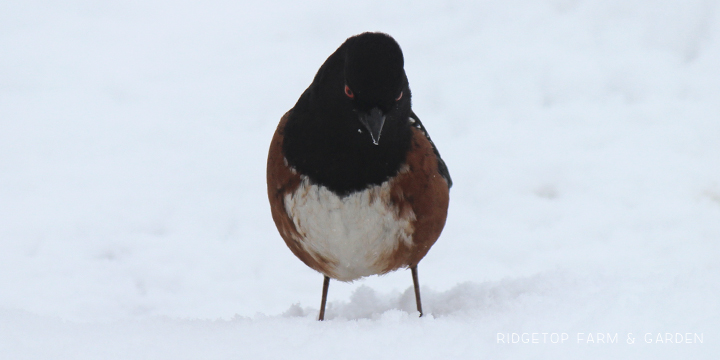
[282,97,412,197]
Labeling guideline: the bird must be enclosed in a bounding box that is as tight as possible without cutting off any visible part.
[266,32,451,321]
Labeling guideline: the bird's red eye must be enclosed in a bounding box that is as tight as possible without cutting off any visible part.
[396,91,403,101]
[344,85,354,99]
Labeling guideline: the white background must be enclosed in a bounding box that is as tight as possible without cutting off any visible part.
[1,0,718,358]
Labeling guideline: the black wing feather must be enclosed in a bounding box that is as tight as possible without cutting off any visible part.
[409,111,452,188]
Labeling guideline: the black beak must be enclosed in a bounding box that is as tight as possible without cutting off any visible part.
[358,107,386,145]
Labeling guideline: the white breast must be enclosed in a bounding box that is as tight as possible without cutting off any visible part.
[284,176,415,282]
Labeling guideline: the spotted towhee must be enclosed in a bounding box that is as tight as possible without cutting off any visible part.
[267,32,451,320]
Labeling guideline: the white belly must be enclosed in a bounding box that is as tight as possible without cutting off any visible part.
[284,176,415,281]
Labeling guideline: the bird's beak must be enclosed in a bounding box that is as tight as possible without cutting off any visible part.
[358,107,386,145]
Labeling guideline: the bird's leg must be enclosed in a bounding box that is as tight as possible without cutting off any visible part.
[411,265,423,317]
[318,275,330,321]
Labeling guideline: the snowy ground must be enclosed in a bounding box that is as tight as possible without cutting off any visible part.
[1,0,719,358]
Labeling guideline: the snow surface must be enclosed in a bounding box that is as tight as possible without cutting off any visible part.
[1,0,719,358]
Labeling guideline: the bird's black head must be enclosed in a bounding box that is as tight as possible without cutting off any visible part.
[342,32,409,145]
[284,32,414,196]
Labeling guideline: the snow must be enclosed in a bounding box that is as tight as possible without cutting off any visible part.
[1,0,719,358]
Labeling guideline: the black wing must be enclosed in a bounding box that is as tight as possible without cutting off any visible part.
[409,111,452,188]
